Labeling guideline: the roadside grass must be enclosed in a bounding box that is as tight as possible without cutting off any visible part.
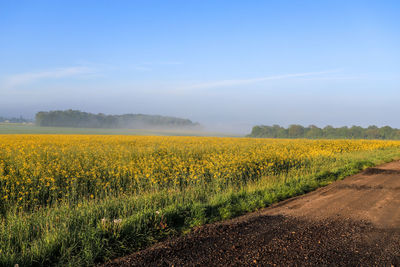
[1,147,399,266]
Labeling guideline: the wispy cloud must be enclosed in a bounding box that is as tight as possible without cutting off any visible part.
[3,66,96,88]
[182,70,341,90]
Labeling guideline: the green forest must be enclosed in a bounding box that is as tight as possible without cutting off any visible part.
[35,110,200,129]
[248,124,400,140]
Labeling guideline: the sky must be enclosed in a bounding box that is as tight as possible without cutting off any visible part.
[1,0,400,133]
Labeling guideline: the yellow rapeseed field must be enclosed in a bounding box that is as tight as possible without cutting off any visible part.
[1,135,400,210]
[2,134,400,266]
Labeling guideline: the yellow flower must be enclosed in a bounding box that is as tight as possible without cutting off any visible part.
[0,134,399,209]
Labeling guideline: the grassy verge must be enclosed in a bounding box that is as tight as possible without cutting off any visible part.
[1,148,400,266]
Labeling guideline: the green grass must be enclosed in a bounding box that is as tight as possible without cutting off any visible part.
[1,147,399,266]
[0,123,239,137]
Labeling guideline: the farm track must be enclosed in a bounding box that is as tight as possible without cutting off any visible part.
[104,161,400,266]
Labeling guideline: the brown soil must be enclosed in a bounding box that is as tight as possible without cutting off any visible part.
[104,161,400,266]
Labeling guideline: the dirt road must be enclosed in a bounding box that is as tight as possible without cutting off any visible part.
[105,161,400,266]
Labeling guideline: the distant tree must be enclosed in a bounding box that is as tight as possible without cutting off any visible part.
[380,126,394,139]
[337,126,349,138]
[305,125,323,138]
[250,126,264,137]
[273,124,288,138]
[349,126,363,139]
[35,110,200,129]
[366,125,381,139]
[0,116,32,123]
[248,124,400,140]
[288,124,305,138]
[323,125,335,138]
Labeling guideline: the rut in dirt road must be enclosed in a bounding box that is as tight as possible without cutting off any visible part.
[104,161,400,266]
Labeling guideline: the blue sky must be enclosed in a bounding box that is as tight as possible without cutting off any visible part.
[1,0,399,133]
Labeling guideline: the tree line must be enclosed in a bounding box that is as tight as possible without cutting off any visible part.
[35,110,200,129]
[248,124,400,140]
[0,116,32,123]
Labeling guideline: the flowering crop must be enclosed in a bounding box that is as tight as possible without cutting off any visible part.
[1,135,399,211]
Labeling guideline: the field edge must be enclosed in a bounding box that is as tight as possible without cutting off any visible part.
[100,150,400,266]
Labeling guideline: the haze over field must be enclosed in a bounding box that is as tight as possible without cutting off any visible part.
[1,1,399,134]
